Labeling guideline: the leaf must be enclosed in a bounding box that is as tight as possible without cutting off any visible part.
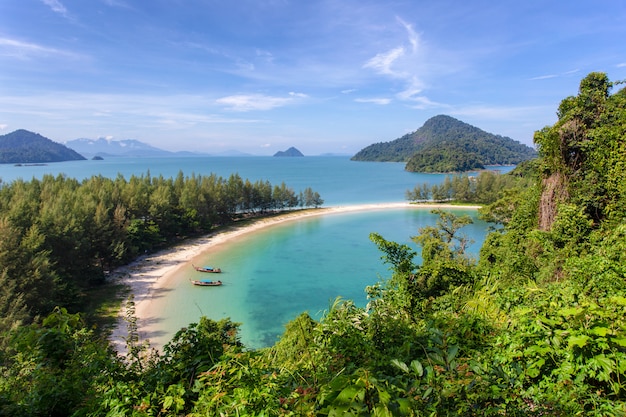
[612,337,626,347]
[527,358,545,378]
[558,307,583,317]
[589,327,610,337]
[568,334,591,348]
[610,296,626,306]
[410,360,424,377]
[447,345,459,364]
[391,359,409,374]
[336,385,362,403]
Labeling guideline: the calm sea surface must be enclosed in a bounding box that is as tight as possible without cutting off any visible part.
[0,157,511,348]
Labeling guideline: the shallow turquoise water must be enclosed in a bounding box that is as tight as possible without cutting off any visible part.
[145,206,488,349]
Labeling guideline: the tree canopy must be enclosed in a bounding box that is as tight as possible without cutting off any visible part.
[1,73,626,416]
[352,115,537,172]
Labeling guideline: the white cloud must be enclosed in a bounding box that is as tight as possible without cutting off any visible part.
[341,89,356,94]
[41,0,67,16]
[0,124,8,130]
[397,17,419,54]
[355,98,391,105]
[216,93,304,111]
[363,46,405,76]
[362,17,432,106]
[406,96,445,110]
[0,37,83,60]
[529,74,558,81]
[529,69,580,81]
[618,63,626,68]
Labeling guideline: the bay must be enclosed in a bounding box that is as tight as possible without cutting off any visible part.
[0,156,511,349]
[147,206,489,349]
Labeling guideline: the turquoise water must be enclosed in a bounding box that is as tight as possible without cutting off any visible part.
[0,156,512,205]
[0,157,509,348]
[145,206,488,349]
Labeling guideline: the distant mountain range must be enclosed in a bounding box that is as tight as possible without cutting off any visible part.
[0,129,86,164]
[64,138,185,158]
[64,137,255,158]
[352,115,537,172]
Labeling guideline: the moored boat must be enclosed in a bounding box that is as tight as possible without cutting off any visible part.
[190,279,222,286]
[192,264,221,273]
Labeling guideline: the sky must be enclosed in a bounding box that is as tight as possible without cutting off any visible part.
[1,1,625,156]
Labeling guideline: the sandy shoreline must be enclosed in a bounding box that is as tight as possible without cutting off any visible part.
[109,202,480,353]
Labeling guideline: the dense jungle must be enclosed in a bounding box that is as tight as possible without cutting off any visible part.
[1,72,626,416]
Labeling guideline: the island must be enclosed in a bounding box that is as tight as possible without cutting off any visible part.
[351,115,536,172]
[273,147,304,157]
[0,129,86,164]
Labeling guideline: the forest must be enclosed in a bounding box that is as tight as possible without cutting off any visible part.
[0,171,323,332]
[351,114,537,173]
[0,129,86,164]
[405,160,537,205]
[1,72,625,416]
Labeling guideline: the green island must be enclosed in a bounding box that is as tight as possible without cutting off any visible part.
[1,72,626,415]
[351,114,537,173]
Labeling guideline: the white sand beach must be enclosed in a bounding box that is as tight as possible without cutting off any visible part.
[109,202,480,353]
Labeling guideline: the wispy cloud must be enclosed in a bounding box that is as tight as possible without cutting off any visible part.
[363,47,405,76]
[216,93,306,111]
[362,17,437,106]
[0,37,84,60]
[529,69,580,80]
[1,92,268,132]
[397,17,419,54]
[617,62,626,68]
[101,0,132,8]
[355,98,391,105]
[41,0,68,16]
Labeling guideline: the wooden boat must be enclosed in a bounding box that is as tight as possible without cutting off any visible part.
[190,279,222,286]
[192,264,221,273]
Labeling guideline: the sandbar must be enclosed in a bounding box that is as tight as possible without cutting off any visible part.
[108,202,480,353]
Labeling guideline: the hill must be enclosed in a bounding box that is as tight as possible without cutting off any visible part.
[65,137,175,158]
[0,129,86,163]
[351,115,537,172]
[273,146,304,157]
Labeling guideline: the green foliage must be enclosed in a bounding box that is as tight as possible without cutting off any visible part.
[0,171,322,331]
[3,72,626,415]
[405,143,485,172]
[0,307,121,417]
[407,161,538,205]
[352,115,536,172]
[0,129,86,163]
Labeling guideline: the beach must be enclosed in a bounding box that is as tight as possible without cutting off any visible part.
[109,202,479,353]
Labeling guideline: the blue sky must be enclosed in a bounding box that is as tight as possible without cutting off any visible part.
[1,0,625,155]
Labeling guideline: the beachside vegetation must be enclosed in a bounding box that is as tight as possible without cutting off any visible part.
[405,159,539,205]
[1,72,626,415]
[0,171,322,334]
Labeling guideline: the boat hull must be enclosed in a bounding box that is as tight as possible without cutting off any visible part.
[191,279,222,286]
[192,264,221,273]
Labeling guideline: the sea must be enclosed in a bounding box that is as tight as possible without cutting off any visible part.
[0,156,513,349]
